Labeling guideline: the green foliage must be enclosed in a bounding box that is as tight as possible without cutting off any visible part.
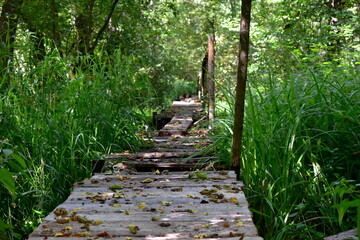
[211,1,360,237]
[213,64,359,239]
[0,47,162,238]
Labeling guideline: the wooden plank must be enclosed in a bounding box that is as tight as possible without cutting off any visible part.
[30,221,259,238]
[152,137,211,143]
[29,171,261,239]
[30,236,263,240]
[158,129,188,136]
[324,229,357,240]
[117,156,215,163]
[92,171,237,179]
[122,162,202,170]
[141,148,206,152]
[104,151,201,160]
[75,178,243,189]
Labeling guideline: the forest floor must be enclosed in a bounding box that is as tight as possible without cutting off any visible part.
[29,97,262,240]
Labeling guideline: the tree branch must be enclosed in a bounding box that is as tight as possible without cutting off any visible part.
[90,0,119,53]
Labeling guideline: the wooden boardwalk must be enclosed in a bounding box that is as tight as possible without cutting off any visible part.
[29,98,262,240]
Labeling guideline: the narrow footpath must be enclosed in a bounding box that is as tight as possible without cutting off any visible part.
[29,97,262,240]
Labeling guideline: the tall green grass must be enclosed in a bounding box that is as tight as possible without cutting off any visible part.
[214,65,360,239]
[0,49,160,239]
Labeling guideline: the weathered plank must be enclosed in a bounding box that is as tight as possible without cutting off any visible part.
[158,100,202,136]
[324,229,357,240]
[29,171,261,240]
[104,151,201,160]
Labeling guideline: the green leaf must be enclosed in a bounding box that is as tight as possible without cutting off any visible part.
[0,168,16,194]
[196,172,208,180]
[109,185,123,190]
[0,218,13,232]
[357,206,360,238]
[11,153,26,168]
[334,199,360,225]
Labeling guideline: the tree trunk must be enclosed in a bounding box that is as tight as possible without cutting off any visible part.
[89,0,120,54]
[201,53,208,99]
[207,33,215,122]
[231,0,252,180]
[0,0,23,79]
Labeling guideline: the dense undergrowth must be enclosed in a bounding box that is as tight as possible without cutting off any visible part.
[213,63,360,239]
[0,49,194,239]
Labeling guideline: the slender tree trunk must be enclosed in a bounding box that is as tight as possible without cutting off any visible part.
[231,0,252,180]
[201,53,208,99]
[90,0,120,54]
[207,33,215,122]
[0,0,23,76]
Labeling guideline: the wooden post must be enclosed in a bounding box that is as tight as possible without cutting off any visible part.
[207,34,215,122]
[231,0,252,180]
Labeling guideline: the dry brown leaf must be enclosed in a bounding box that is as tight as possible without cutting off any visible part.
[76,216,92,224]
[159,222,171,227]
[223,222,230,228]
[54,208,68,216]
[96,232,110,237]
[72,231,91,237]
[229,232,244,237]
[219,170,229,175]
[91,179,99,183]
[56,217,70,224]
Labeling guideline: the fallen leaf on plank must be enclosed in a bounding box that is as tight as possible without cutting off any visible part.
[141,178,154,183]
[194,234,207,239]
[151,216,160,221]
[128,225,139,234]
[237,221,244,226]
[54,208,68,216]
[93,219,103,225]
[196,172,208,179]
[159,222,171,227]
[96,232,110,237]
[109,185,123,190]
[161,201,172,206]
[72,231,91,237]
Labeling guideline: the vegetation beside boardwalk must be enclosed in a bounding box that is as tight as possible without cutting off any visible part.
[213,64,360,239]
[1,0,359,239]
